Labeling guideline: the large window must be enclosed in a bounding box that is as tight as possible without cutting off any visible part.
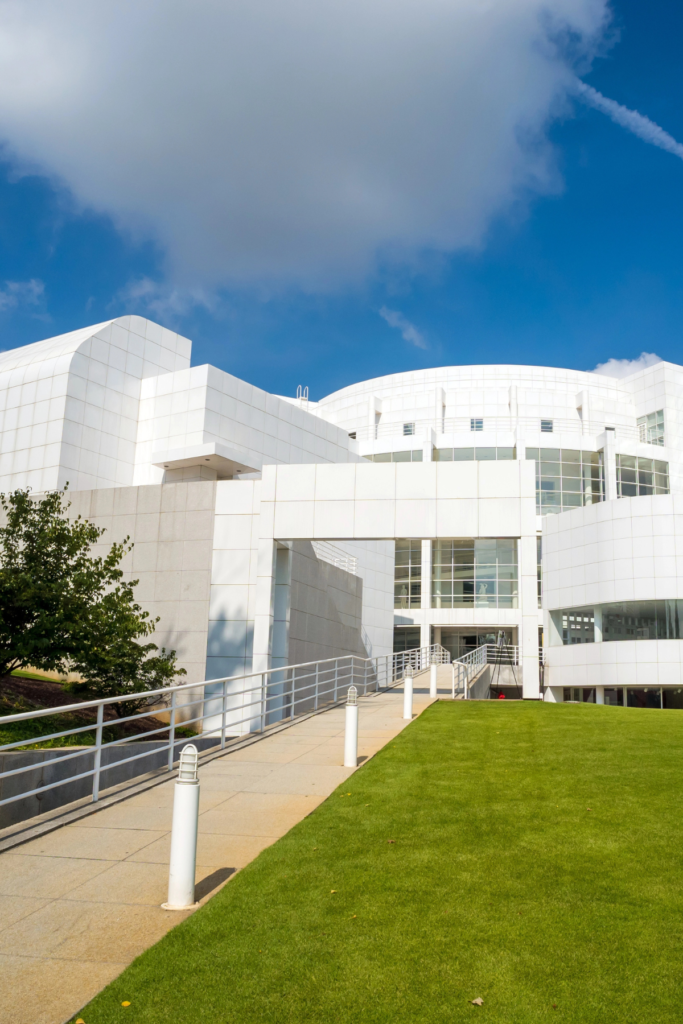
[393,626,421,653]
[432,539,518,609]
[603,601,683,640]
[526,448,603,515]
[616,455,669,497]
[394,540,421,608]
[562,610,595,644]
[537,537,542,609]
[433,447,515,461]
[557,600,683,644]
[637,410,664,446]
[366,450,423,463]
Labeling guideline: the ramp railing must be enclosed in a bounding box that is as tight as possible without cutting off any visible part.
[0,643,449,817]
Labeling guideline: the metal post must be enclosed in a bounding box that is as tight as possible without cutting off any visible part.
[314,662,319,710]
[221,679,227,750]
[451,662,455,700]
[260,674,266,733]
[334,659,339,702]
[163,744,200,910]
[403,665,414,720]
[92,703,104,802]
[168,690,177,771]
[430,659,438,699]
[344,686,359,767]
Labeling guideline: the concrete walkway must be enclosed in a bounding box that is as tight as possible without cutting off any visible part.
[0,675,450,1024]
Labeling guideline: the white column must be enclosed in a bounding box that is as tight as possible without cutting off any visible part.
[576,390,591,436]
[435,386,445,435]
[420,538,432,649]
[368,396,382,439]
[593,606,603,642]
[520,533,540,698]
[423,427,435,464]
[602,429,618,501]
[429,660,438,697]
[509,384,518,430]
[596,686,604,705]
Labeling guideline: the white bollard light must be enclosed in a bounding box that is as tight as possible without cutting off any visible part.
[344,686,359,767]
[430,658,438,699]
[163,743,200,911]
[403,665,414,720]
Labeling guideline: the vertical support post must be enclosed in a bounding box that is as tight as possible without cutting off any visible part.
[163,744,200,911]
[260,674,266,733]
[430,659,438,699]
[403,665,414,720]
[451,663,455,700]
[334,659,339,702]
[168,690,177,771]
[314,663,319,710]
[344,687,359,767]
[220,679,227,749]
[92,702,104,803]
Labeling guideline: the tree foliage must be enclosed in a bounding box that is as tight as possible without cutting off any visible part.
[0,487,184,711]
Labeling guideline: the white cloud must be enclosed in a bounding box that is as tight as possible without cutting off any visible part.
[576,82,683,161]
[0,279,44,312]
[116,277,216,321]
[0,1,609,291]
[379,306,427,349]
[592,352,662,378]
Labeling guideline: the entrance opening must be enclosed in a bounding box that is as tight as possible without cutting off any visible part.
[437,627,515,662]
[393,626,421,653]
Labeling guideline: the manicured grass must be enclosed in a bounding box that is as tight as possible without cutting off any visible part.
[76,702,683,1023]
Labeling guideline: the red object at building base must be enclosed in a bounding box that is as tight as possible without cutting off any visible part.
[497,694,506,699]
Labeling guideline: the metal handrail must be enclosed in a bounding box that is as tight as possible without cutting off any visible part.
[0,643,450,813]
[450,643,520,698]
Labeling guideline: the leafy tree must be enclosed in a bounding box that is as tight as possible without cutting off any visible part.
[0,487,184,711]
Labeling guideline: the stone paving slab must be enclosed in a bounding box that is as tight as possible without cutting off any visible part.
[0,678,447,1024]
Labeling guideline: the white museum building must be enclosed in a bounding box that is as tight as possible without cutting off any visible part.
[1,315,682,708]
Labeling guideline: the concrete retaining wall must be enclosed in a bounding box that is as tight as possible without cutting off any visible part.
[0,737,217,828]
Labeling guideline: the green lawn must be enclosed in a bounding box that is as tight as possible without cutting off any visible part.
[75,701,683,1023]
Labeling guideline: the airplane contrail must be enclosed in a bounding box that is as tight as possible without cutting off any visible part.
[576,81,683,162]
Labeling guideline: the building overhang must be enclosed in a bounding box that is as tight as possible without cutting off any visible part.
[151,442,262,479]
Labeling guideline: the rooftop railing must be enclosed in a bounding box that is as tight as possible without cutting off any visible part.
[352,418,653,445]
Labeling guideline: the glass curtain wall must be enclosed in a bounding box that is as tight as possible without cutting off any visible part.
[558,601,683,643]
[432,539,518,609]
[526,448,603,514]
[637,410,664,446]
[394,540,421,608]
[616,455,669,497]
[603,600,683,640]
[433,447,515,461]
[366,450,423,462]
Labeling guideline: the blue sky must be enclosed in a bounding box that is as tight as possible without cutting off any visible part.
[0,0,681,400]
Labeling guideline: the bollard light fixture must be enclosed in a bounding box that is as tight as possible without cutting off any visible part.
[178,743,199,784]
[344,687,359,767]
[163,742,201,911]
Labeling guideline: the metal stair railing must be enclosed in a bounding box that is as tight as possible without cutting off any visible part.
[450,643,520,698]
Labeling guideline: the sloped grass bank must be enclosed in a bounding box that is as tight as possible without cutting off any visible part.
[76,702,683,1023]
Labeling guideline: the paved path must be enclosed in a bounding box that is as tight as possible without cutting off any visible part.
[0,673,451,1024]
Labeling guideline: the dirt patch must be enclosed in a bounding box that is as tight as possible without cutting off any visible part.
[0,673,174,737]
